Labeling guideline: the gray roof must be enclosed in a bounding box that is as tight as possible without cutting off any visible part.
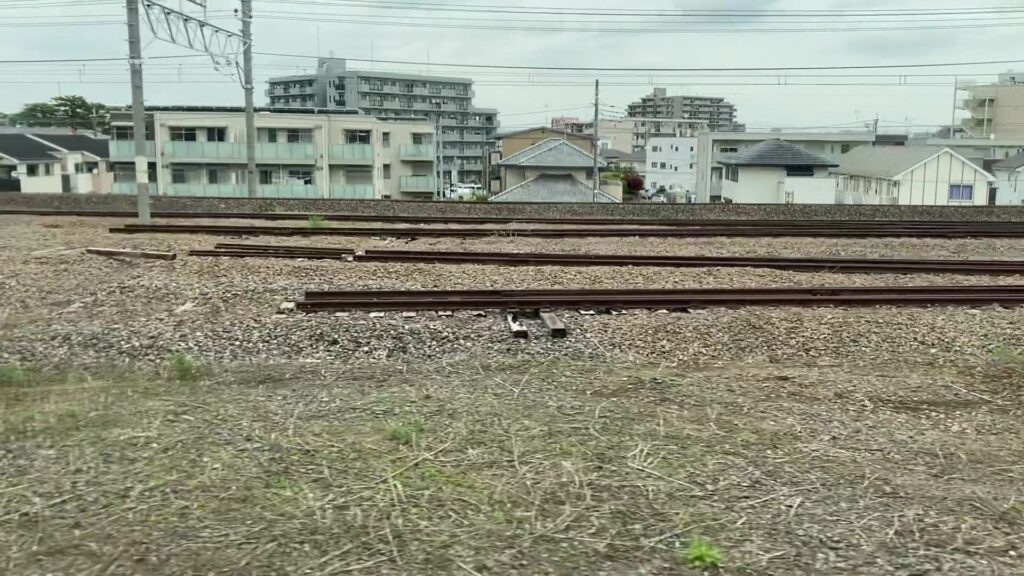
[831,145,945,178]
[32,134,109,159]
[622,149,647,163]
[718,139,838,167]
[601,148,629,160]
[490,174,619,203]
[499,138,606,168]
[0,134,60,162]
[994,151,1024,171]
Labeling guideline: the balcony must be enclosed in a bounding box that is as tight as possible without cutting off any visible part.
[400,144,435,161]
[161,141,316,163]
[331,184,376,199]
[400,175,436,192]
[109,140,155,161]
[164,183,321,198]
[331,144,374,164]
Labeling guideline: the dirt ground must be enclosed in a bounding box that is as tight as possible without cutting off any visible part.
[2,215,1024,575]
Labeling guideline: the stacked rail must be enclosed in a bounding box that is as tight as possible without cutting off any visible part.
[296,285,1024,312]
[188,243,1024,275]
[116,222,1024,238]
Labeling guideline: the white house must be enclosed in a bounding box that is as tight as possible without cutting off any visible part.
[0,133,113,194]
[716,139,838,204]
[992,151,1024,205]
[832,146,995,206]
[646,137,698,198]
[492,138,617,202]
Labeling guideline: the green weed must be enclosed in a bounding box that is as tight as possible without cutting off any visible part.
[307,215,326,229]
[685,537,722,571]
[0,362,28,387]
[167,353,200,383]
[388,419,425,446]
[991,348,1024,373]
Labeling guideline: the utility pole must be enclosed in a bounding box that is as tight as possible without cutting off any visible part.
[592,79,599,202]
[126,0,150,223]
[241,0,257,197]
[872,114,879,135]
[950,75,958,139]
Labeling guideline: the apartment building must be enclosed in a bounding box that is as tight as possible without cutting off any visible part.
[627,88,743,132]
[558,118,637,152]
[107,107,436,200]
[266,58,498,186]
[645,137,698,196]
[957,71,1024,138]
[694,132,902,202]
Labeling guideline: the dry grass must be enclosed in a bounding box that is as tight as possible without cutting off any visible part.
[2,359,1022,575]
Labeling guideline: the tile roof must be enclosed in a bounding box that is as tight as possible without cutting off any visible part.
[489,173,619,203]
[0,134,61,162]
[994,151,1024,171]
[31,134,109,159]
[498,138,606,168]
[717,139,838,167]
[831,145,948,179]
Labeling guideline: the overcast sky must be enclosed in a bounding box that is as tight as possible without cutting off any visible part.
[2,0,1020,134]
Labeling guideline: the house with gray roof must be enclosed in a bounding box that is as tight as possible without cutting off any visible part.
[715,139,838,204]
[832,145,995,206]
[0,133,112,194]
[993,151,1024,205]
[492,138,616,203]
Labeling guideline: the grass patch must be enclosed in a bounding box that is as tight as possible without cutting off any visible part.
[388,418,425,446]
[685,537,723,570]
[0,362,28,387]
[991,347,1024,374]
[166,352,200,383]
[306,214,326,229]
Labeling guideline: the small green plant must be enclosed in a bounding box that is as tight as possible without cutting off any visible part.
[685,538,722,571]
[991,347,1024,373]
[468,192,490,202]
[167,352,200,383]
[0,362,28,387]
[307,214,326,228]
[388,419,425,446]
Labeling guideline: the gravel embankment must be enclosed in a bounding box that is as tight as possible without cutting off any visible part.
[3,215,1024,366]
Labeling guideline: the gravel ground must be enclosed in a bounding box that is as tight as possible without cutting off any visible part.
[3,215,1024,575]
[2,215,1024,367]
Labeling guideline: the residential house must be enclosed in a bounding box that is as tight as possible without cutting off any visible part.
[496,127,594,158]
[107,106,436,200]
[717,140,838,204]
[491,138,615,203]
[992,151,1024,205]
[696,131,904,203]
[266,57,498,186]
[0,133,111,194]
[646,137,699,196]
[832,146,995,206]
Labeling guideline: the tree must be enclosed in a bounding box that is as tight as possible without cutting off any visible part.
[622,172,644,194]
[11,95,110,133]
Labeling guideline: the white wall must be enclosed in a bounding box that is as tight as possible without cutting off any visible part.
[897,151,991,206]
[15,161,62,193]
[646,137,698,193]
[787,176,837,204]
[722,166,834,204]
[994,169,1024,205]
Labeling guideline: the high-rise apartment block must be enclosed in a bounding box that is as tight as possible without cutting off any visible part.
[627,87,743,141]
[266,58,498,185]
[958,71,1024,139]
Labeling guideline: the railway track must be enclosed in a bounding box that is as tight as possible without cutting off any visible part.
[296,285,1024,312]
[6,207,1024,228]
[115,223,1024,238]
[188,243,1024,274]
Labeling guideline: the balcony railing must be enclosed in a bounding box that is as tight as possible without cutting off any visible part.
[330,144,374,164]
[109,140,156,161]
[400,175,436,192]
[164,183,321,198]
[330,184,375,199]
[160,141,317,162]
[400,144,435,161]
[112,181,155,195]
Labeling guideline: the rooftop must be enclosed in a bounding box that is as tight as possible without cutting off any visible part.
[499,138,605,169]
[831,145,947,179]
[0,134,60,162]
[718,139,838,167]
[489,174,619,203]
[994,151,1024,171]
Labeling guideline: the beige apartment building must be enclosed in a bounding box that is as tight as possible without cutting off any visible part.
[958,72,1024,138]
[107,107,436,200]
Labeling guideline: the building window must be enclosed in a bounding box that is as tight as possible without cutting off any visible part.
[287,169,313,184]
[259,169,276,185]
[786,166,815,177]
[208,169,220,184]
[659,162,666,169]
[26,164,39,177]
[841,144,851,154]
[346,130,371,144]
[286,129,312,143]
[949,184,974,201]
[207,128,226,142]
[651,162,657,168]
[43,164,53,176]
[112,126,134,141]
[720,146,738,153]
[383,164,391,179]
[652,145,660,152]
[401,82,414,93]
[171,167,187,184]
[725,166,739,182]
[381,132,390,148]
[262,129,278,143]
[689,163,694,170]
[170,127,198,142]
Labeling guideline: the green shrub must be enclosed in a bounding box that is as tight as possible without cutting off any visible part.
[307,215,326,228]
[0,362,28,387]
[388,419,426,446]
